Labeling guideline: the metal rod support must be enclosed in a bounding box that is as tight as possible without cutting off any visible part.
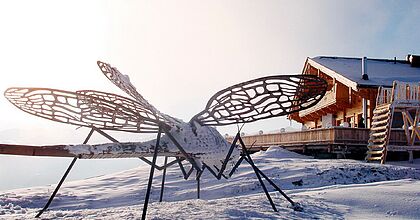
[159,156,168,202]
[228,155,245,177]
[35,128,94,218]
[139,157,181,171]
[239,136,278,212]
[35,157,77,218]
[177,157,188,179]
[217,133,239,179]
[141,127,162,220]
[92,127,119,143]
[244,157,295,206]
[163,129,201,172]
[196,170,201,199]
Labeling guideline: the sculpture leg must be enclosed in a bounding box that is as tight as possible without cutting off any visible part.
[163,129,201,172]
[243,157,299,210]
[159,156,168,202]
[228,155,245,177]
[35,128,94,218]
[238,136,278,212]
[196,169,203,199]
[35,157,77,218]
[141,127,162,220]
[217,133,240,179]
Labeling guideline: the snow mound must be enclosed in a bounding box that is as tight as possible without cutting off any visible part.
[0,148,419,219]
[254,146,311,159]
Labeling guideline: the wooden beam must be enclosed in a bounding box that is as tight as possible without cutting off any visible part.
[0,144,75,158]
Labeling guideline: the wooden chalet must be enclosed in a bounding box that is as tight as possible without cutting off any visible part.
[238,55,420,162]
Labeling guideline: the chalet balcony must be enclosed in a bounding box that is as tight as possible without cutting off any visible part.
[228,127,414,157]
[298,89,349,119]
[377,82,420,107]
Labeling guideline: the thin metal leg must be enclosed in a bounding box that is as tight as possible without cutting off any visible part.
[217,133,239,179]
[185,166,194,179]
[228,155,245,177]
[239,136,278,212]
[243,157,295,206]
[177,157,188,179]
[196,169,203,199]
[35,128,94,218]
[141,127,162,220]
[92,127,118,143]
[35,157,78,218]
[159,156,168,202]
[202,164,219,179]
[163,129,201,172]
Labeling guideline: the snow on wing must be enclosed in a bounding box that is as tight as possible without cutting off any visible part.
[4,87,161,133]
[97,61,177,126]
[191,75,328,126]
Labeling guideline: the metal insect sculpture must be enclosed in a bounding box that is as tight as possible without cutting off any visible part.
[1,61,327,219]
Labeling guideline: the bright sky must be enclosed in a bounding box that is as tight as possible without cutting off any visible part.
[1,0,420,140]
[0,0,419,190]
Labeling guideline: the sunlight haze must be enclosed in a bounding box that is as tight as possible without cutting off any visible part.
[0,0,419,190]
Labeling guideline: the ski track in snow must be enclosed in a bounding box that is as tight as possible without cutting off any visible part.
[0,147,419,219]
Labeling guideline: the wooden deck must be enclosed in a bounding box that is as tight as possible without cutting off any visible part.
[228,127,415,157]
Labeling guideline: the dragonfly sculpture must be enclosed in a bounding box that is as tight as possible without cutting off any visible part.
[1,61,327,219]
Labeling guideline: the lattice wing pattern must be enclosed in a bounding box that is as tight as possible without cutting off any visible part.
[191,75,327,126]
[97,61,176,126]
[4,88,161,133]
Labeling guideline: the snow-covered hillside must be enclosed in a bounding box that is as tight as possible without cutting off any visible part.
[1,147,419,219]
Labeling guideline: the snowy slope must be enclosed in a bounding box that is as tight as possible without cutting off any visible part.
[1,147,419,219]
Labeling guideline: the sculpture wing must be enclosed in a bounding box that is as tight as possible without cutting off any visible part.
[97,61,177,126]
[4,87,162,133]
[191,75,327,126]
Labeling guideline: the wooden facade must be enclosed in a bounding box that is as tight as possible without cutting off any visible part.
[289,58,377,129]
[236,56,420,160]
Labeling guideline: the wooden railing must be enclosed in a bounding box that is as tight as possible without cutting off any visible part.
[376,87,393,106]
[227,127,413,148]
[377,81,420,106]
[393,81,420,104]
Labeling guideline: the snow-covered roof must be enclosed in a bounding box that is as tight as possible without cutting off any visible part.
[308,56,420,89]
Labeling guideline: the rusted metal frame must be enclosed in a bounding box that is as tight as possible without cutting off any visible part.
[191,75,327,126]
[4,87,163,134]
[159,156,168,202]
[162,127,201,172]
[238,136,278,212]
[35,128,95,218]
[141,126,162,220]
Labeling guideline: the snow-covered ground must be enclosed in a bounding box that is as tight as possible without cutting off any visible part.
[0,147,419,219]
